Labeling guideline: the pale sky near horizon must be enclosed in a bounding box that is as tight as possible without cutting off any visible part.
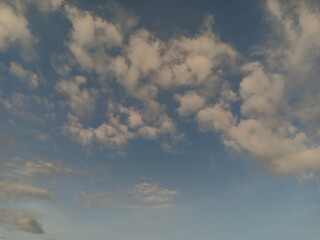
[0,0,320,239]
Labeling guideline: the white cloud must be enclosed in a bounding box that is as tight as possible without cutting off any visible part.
[0,3,36,59]
[190,0,320,176]
[56,76,97,118]
[175,92,206,117]
[0,209,44,234]
[10,159,73,177]
[62,100,180,149]
[133,183,178,208]
[239,62,285,118]
[155,17,237,89]
[65,5,123,76]
[196,104,234,132]
[62,113,134,147]
[0,180,53,200]
[9,62,39,89]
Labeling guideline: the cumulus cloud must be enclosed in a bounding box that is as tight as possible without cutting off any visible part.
[196,0,320,175]
[196,104,234,132]
[0,209,44,234]
[9,62,39,89]
[133,183,178,208]
[62,101,180,148]
[56,76,97,118]
[65,5,123,76]
[58,4,238,151]
[0,3,36,59]
[175,92,206,117]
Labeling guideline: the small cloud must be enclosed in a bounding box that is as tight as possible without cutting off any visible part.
[297,172,320,185]
[16,159,74,177]
[0,209,44,234]
[75,187,108,208]
[9,62,39,89]
[133,182,178,208]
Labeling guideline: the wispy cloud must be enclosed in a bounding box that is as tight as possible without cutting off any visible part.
[133,183,178,208]
[13,159,74,177]
[75,187,109,208]
[0,180,53,201]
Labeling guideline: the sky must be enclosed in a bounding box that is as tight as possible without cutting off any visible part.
[0,0,320,239]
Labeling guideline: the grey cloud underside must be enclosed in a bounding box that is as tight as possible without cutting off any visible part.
[0,209,44,234]
[1,0,320,175]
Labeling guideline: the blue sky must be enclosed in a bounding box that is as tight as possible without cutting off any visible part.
[0,0,320,239]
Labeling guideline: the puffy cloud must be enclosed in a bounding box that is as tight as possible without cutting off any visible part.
[175,92,206,117]
[9,62,39,89]
[62,113,133,147]
[0,209,44,234]
[239,62,285,118]
[190,0,320,176]
[133,183,178,208]
[0,180,52,200]
[56,76,97,118]
[65,5,123,76]
[196,104,234,132]
[62,101,180,148]
[155,17,237,89]
[60,6,237,151]
[0,3,36,59]
[114,30,161,97]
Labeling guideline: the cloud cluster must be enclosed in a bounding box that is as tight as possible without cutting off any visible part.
[58,4,238,152]
[1,0,320,188]
[45,0,320,175]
